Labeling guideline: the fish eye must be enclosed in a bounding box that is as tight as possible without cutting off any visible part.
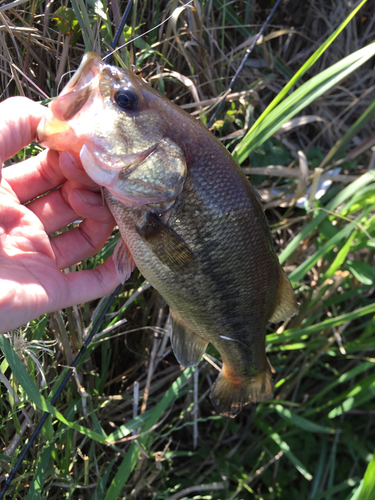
[114,88,138,110]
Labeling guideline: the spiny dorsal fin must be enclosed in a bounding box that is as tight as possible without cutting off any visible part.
[136,212,196,272]
[169,309,208,367]
[269,267,299,324]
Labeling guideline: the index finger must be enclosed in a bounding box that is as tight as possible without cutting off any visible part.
[0,97,46,172]
[3,148,65,203]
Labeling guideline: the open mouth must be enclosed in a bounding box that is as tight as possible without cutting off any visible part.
[49,52,104,122]
[36,52,106,149]
[84,142,158,173]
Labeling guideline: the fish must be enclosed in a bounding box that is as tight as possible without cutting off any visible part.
[37,52,298,417]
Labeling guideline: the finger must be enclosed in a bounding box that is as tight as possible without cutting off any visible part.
[3,149,65,203]
[60,150,100,189]
[67,186,113,224]
[61,257,121,307]
[27,182,113,234]
[0,258,121,333]
[26,186,78,234]
[0,97,47,167]
[51,215,116,270]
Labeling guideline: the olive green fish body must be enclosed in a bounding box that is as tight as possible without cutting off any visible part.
[105,136,287,416]
[37,53,298,417]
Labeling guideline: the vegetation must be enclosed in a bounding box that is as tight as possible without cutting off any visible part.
[1,0,375,498]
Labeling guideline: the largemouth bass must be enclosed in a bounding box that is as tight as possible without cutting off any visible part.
[37,52,298,417]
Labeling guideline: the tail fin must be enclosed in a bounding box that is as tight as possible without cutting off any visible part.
[210,364,273,418]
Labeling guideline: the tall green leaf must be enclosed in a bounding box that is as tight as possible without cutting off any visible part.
[279,171,375,265]
[357,455,375,500]
[26,443,53,500]
[234,41,375,162]
[239,0,367,134]
[255,418,313,480]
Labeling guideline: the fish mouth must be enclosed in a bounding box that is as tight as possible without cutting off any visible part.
[36,53,106,150]
[63,52,103,91]
[82,142,158,173]
[49,52,104,122]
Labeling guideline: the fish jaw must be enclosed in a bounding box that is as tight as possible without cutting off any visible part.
[37,51,166,159]
[36,109,78,152]
[80,145,173,208]
[37,53,103,152]
[49,52,102,121]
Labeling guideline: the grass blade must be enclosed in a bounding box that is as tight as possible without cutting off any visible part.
[236,0,368,152]
[103,367,195,499]
[357,454,375,500]
[327,374,375,418]
[267,303,375,345]
[279,171,375,265]
[92,457,116,500]
[234,41,375,162]
[288,206,373,285]
[320,96,375,169]
[0,335,107,443]
[26,443,53,500]
[272,404,334,434]
[255,418,313,480]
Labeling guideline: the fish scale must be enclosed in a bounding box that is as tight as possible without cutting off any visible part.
[105,155,282,413]
[37,52,298,417]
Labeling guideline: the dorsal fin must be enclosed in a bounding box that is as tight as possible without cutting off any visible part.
[269,268,299,324]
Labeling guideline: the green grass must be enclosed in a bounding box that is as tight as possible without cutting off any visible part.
[1,0,375,498]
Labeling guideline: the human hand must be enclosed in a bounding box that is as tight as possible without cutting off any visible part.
[0,97,120,333]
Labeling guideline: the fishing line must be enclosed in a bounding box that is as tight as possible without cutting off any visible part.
[207,0,282,129]
[103,0,133,64]
[103,0,194,61]
[0,284,122,498]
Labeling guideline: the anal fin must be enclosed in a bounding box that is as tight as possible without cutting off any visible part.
[169,309,208,367]
[269,267,299,324]
[113,237,136,284]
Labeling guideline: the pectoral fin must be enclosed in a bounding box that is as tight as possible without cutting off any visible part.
[113,237,136,283]
[137,212,196,272]
[169,310,208,367]
[269,268,299,323]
